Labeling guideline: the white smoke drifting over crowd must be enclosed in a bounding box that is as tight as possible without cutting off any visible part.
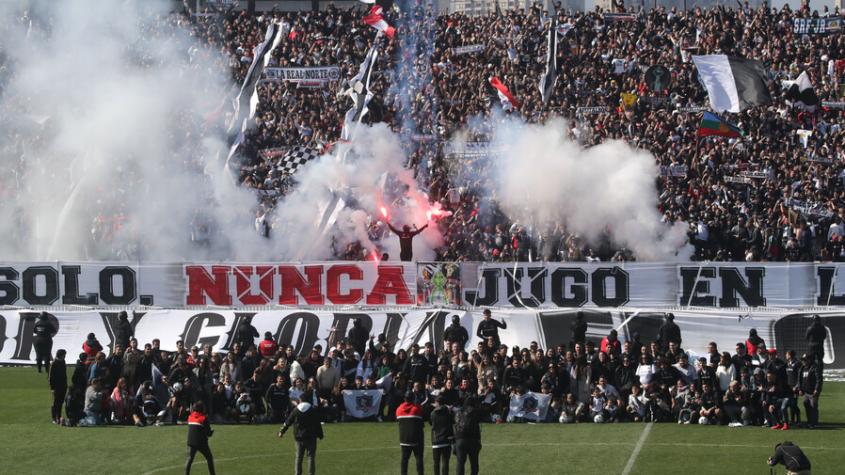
[0,1,440,262]
[273,123,442,261]
[450,116,689,261]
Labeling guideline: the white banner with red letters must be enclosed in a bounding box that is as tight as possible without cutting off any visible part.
[2,261,845,309]
[1,308,843,369]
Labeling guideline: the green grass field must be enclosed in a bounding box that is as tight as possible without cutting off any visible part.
[1,367,844,474]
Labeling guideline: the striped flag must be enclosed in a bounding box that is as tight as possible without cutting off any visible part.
[341,38,380,141]
[539,11,559,106]
[363,6,395,39]
[489,76,520,111]
[697,111,742,138]
[692,55,772,113]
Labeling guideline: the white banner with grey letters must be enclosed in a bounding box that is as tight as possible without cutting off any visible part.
[1,308,842,369]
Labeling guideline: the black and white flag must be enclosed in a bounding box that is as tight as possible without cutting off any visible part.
[783,71,819,111]
[692,55,772,113]
[228,22,284,135]
[539,11,559,106]
[342,389,383,419]
[340,34,381,141]
[225,22,284,169]
[277,146,321,175]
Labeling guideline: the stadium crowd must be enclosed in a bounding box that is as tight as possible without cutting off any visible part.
[44,310,826,430]
[184,2,845,263]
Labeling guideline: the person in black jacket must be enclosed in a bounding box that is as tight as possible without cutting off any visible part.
[767,441,811,474]
[476,309,507,349]
[236,316,259,351]
[805,314,827,369]
[454,397,482,475]
[33,311,56,373]
[397,393,424,475]
[444,315,469,351]
[387,222,429,262]
[657,313,682,352]
[185,401,215,475]
[114,311,133,351]
[430,396,454,475]
[49,349,67,424]
[797,354,822,428]
[570,311,587,349]
[65,352,89,426]
[279,392,324,475]
[347,319,368,357]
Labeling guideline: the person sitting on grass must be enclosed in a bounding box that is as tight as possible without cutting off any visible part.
[697,382,720,425]
[626,385,647,422]
[83,377,105,426]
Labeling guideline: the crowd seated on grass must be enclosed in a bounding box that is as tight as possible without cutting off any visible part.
[53,321,823,431]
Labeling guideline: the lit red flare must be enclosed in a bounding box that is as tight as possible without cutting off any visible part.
[370,250,380,262]
[380,206,388,219]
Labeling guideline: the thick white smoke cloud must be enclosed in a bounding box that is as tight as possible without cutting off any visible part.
[271,123,442,261]
[0,1,439,262]
[451,116,689,261]
[0,0,268,261]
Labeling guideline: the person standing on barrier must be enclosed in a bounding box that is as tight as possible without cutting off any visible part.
[805,315,827,370]
[454,396,482,475]
[185,401,215,475]
[33,311,56,373]
[397,392,424,475]
[657,313,682,352]
[279,391,324,475]
[387,222,429,262]
[444,315,469,352]
[476,309,507,349]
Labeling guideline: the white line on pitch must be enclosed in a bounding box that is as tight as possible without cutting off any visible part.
[621,422,653,475]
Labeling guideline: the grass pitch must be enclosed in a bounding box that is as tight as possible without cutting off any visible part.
[1,367,844,474]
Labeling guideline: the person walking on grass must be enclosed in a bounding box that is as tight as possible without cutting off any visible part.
[185,401,215,475]
[397,392,425,475]
[279,391,324,475]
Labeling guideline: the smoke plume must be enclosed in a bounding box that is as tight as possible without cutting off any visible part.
[450,116,689,261]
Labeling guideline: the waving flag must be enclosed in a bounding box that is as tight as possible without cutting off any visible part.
[489,76,520,111]
[697,111,742,138]
[692,55,772,113]
[364,6,395,39]
[539,12,559,106]
[340,38,380,141]
[783,71,819,111]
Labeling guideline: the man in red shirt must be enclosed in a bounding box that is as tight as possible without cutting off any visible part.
[397,393,424,475]
[259,332,279,359]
